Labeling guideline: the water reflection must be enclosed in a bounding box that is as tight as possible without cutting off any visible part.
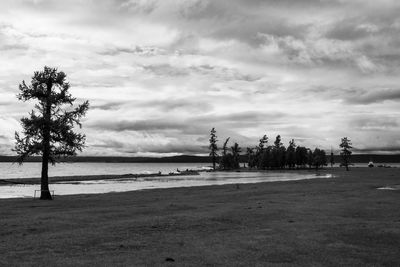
[0,171,333,199]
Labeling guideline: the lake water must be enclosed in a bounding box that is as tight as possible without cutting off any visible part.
[0,162,398,180]
[0,162,210,179]
[0,171,333,199]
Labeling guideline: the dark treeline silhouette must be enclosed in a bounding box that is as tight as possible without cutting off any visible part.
[209,128,330,170]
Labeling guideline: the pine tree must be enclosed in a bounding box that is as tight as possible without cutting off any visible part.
[14,67,89,200]
[231,142,241,169]
[330,148,335,168]
[256,134,268,169]
[339,137,352,171]
[246,147,255,168]
[307,149,313,169]
[209,128,218,170]
[272,135,284,168]
[219,137,230,170]
[312,148,327,170]
[295,146,308,168]
[286,139,296,169]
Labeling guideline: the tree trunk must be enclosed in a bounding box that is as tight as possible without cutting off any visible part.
[212,155,216,170]
[40,82,53,200]
[40,153,52,200]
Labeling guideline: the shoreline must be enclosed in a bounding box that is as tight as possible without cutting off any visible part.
[0,169,201,185]
[0,168,335,199]
[0,167,328,186]
[0,167,391,200]
[1,165,392,185]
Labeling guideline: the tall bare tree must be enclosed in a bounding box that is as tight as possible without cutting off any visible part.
[14,66,89,200]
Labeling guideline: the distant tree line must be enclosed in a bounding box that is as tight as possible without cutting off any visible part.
[209,128,352,171]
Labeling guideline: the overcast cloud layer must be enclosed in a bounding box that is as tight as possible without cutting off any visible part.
[1,0,400,156]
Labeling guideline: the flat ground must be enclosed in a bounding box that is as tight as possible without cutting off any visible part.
[0,168,399,266]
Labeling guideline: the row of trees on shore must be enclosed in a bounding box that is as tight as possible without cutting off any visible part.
[209,128,352,171]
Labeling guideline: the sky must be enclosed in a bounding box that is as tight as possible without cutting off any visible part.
[1,0,400,157]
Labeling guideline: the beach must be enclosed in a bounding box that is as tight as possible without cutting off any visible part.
[1,167,399,266]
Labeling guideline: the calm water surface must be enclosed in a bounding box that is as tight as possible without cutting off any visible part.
[0,171,333,199]
[0,162,210,179]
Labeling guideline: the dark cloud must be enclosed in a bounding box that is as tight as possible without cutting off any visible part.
[0,43,28,51]
[345,88,400,105]
[93,138,208,155]
[189,65,261,82]
[305,86,400,105]
[99,45,163,56]
[197,111,288,125]
[89,119,187,132]
[136,99,214,113]
[88,111,289,139]
[91,102,125,111]
[116,0,157,14]
[351,116,399,131]
[142,64,189,77]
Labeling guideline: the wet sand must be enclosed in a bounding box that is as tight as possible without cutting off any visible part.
[0,167,399,266]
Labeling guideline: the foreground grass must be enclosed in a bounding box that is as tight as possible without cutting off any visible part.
[0,168,399,266]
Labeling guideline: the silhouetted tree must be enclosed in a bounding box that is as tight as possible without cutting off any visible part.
[14,66,89,200]
[286,139,296,169]
[256,135,268,169]
[220,153,235,170]
[295,146,308,168]
[330,149,335,168]
[307,149,313,169]
[231,142,242,169]
[209,128,218,170]
[246,147,256,168]
[219,137,230,170]
[272,135,285,168]
[222,137,230,157]
[340,137,352,171]
[258,135,268,150]
[260,146,272,170]
[312,148,327,170]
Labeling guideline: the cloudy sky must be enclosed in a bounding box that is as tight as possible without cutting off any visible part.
[1,0,400,156]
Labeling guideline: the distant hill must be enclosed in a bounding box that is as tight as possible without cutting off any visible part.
[0,154,399,163]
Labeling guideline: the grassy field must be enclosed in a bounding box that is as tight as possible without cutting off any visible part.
[0,167,399,266]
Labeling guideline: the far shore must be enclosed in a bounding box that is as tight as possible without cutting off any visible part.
[1,167,399,266]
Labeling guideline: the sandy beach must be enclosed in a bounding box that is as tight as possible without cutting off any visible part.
[0,167,399,266]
